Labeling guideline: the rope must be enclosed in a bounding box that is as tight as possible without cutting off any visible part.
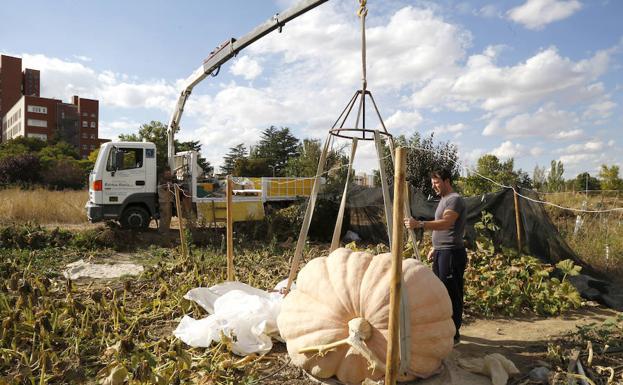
[396,144,623,214]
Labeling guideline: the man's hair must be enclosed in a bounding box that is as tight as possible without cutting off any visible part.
[430,168,452,182]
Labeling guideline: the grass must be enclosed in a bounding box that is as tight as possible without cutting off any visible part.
[541,191,623,278]
[0,188,88,225]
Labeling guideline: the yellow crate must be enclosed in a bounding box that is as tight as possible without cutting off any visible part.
[266,178,314,198]
[196,199,265,223]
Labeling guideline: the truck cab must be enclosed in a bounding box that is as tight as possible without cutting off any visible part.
[86,141,158,229]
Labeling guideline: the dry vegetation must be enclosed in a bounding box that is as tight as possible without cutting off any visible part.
[0,188,88,225]
[541,191,623,278]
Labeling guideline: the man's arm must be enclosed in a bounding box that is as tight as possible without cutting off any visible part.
[404,209,459,231]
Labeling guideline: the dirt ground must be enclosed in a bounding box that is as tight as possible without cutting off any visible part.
[255,304,620,385]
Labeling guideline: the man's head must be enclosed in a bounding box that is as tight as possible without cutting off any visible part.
[430,168,453,196]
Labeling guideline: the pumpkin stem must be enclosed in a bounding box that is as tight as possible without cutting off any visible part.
[297,317,386,372]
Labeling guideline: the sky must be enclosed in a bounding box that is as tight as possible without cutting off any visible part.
[1,0,622,179]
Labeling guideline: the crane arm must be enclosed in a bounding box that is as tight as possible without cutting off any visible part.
[167,0,330,172]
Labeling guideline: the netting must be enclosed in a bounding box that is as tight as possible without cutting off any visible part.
[345,185,623,311]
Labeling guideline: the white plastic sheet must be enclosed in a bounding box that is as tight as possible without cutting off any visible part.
[173,280,292,356]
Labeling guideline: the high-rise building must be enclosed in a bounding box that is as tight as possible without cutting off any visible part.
[0,54,106,158]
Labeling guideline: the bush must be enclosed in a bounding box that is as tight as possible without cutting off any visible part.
[0,154,41,186]
[42,159,88,189]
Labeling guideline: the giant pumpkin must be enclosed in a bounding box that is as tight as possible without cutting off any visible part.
[277,248,455,384]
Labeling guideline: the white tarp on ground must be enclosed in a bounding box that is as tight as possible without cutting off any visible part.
[173,280,290,356]
[63,259,144,280]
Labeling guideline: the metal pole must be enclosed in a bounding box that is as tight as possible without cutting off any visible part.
[385,147,405,385]
[226,176,234,281]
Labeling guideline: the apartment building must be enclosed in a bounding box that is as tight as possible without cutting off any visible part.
[0,54,106,158]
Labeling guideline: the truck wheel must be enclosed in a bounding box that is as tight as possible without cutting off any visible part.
[120,206,150,230]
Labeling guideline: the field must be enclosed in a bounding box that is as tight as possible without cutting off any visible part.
[0,188,621,384]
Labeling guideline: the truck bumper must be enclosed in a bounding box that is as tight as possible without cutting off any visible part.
[85,201,104,223]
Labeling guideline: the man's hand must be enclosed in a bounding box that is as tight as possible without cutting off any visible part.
[403,217,416,229]
[427,248,435,261]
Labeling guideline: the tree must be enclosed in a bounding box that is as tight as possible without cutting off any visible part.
[0,154,42,186]
[233,157,271,177]
[251,126,300,176]
[284,139,322,177]
[547,160,565,192]
[573,172,600,192]
[598,164,623,190]
[383,132,460,197]
[221,143,247,175]
[533,165,546,191]
[461,155,531,196]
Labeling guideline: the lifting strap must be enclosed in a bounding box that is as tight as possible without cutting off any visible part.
[330,138,358,252]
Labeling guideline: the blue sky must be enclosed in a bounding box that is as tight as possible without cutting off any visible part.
[1,0,622,179]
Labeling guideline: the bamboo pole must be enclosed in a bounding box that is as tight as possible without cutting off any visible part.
[174,184,188,259]
[226,176,234,281]
[513,186,523,253]
[385,147,405,385]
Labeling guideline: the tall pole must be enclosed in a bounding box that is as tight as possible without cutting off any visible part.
[385,147,405,385]
[226,176,234,281]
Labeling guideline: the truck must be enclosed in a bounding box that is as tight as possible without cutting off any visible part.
[85,0,329,229]
[85,142,319,228]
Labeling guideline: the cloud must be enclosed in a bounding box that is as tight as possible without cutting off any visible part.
[475,4,501,18]
[429,123,466,136]
[384,110,423,134]
[21,54,177,110]
[230,55,263,80]
[411,44,612,120]
[72,55,92,62]
[99,118,143,139]
[482,104,581,138]
[559,140,604,154]
[491,140,524,159]
[507,0,582,30]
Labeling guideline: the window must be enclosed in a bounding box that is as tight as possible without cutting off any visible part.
[82,121,87,127]
[90,122,96,128]
[82,112,88,117]
[82,144,87,150]
[91,113,96,118]
[27,133,47,141]
[27,119,47,127]
[82,133,87,138]
[27,105,47,114]
[90,145,95,150]
[106,147,144,171]
[90,134,95,139]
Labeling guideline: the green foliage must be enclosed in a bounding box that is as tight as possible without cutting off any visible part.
[547,159,565,192]
[599,164,623,190]
[533,164,546,191]
[572,172,600,192]
[233,157,271,177]
[220,143,247,175]
[384,132,460,197]
[284,138,322,177]
[250,126,300,176]
[461,154,531,195]
[465,212,582,317]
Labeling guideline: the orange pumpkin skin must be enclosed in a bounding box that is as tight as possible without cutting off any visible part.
[277,248,455,384]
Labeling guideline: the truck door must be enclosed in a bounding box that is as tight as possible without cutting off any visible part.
[103,147,147,205]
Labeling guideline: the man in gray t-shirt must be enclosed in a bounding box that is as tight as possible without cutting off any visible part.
[404,168,467,345]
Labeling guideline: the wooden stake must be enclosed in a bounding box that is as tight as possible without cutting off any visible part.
[513,186,523,253]
[226,176,234,281]
[385,147,405,385]
[174,184,188,259]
